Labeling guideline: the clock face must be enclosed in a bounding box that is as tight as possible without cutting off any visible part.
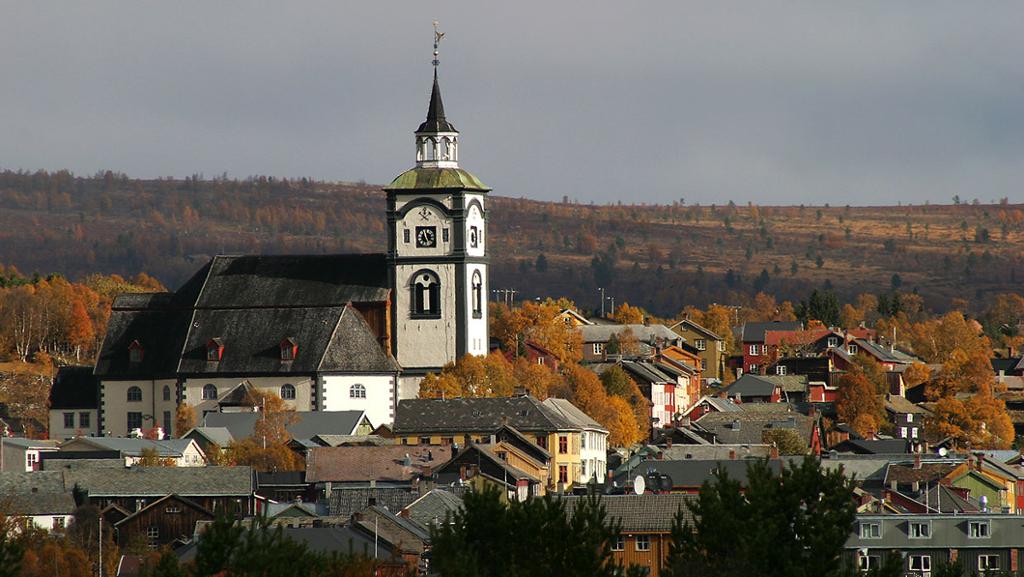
[469,227,479,247]
[416,226,437,248]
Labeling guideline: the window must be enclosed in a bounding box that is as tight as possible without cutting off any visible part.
[749,345,758,356]
[701,359,707,371]
[281,384,296,400]
[496,451,507,461]
[469,226,479,248]
[443,228,449,243]
[635,535,651,551]
[79,412,90,428]
[127,386,142,402]
[165,506,181,514]
[350,384,366,399]
[909,555,931,574]
[26,453,38,470]
[63,412,74,428]
[827,337,839,348]
[776,365,787,376]
[695,338,707,351]
[859,522,881,539]
[536,436,547,450]
[202,384,218,400]
[969,520,990,538]
[559,435,568,454]
[419,436,431,445]
[558,465,568,484]
[761,345,768,355]
[611,536,624,551]
[52,517,65,530]
[847,344,858,355]
[412,271,441,317]
[127,412,143,431]
[593,343,604,355]
[162,411,171,435]
[907,413,914,423]
[911,427,918,438]
[909,521,931,539]
[471,271,483,318]
[537,357,545,365]
[280,339,297,361]
[441,437,454,445]
[146,525,159,544]
[978,555,1000,572]
[403,229,410,243]
[858,556,880,572]
[128,340,144,364]
[162,385,171,401]
[748,364,759,374]
[581,433,587,450]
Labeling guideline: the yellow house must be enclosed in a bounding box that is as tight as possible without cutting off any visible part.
[393,394,607,490]
[943,456,1019,513]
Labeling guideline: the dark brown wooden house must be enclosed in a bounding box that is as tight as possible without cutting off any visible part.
[113,494,214,548]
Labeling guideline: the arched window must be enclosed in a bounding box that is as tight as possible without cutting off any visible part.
[202,384,218,400]
[412,270,441,318]
[350,384,366,399]
[162,385,171,402]
[127,386,142,402]
[471,271,483,318]
[281,384,296,400]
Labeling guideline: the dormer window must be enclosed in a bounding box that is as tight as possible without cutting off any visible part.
[827,337,839,348]
[128,340,144,364]
[847,344,858,355]
[280,338,298,361]
[206,338,224,362]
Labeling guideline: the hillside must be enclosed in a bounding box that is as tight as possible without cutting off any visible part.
[0,169,1021,316]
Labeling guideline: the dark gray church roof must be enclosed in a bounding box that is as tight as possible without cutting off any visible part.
[416,70,456,134]
[196,254,389,309]
[50,366,99,409]
[203,411,369,441]
[94,301,193,378]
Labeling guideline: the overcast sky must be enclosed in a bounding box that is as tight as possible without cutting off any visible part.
[2,2,1022,205]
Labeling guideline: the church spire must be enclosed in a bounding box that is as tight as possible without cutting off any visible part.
[414,22,458,168]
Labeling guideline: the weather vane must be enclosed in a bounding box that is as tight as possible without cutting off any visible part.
[432,20,445,68]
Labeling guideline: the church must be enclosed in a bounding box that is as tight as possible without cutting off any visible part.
[90,62,490,437]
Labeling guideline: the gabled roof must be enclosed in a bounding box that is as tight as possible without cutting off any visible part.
[305,445,438,483]
[0,471,76,515]
[64,466,253,497]
[833,439,911,455]
[694,410,814,448]
[722,374,783,398]
[202,411,369,442]
[282,526,397,560]
[182,426,235,448]
[578,324,684,346]
[764,328,838,347]
[558,308,594,326]
[114,494,213,528]
[682,396,743,416]
[94,299,193,378]
[741,321,802,342]
[619,360,675,385]
[884,394,929,415]
[669,319,722,341]
[561,494,696,532]
[393,395,578,435]
[59,437,200,458]
[402,489,463,530]
[195,254,389,309]
[541,398,606,432]
[854,339,915,364]
[49,366,99,409]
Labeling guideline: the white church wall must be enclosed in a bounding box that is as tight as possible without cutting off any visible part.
[320,374,395,427]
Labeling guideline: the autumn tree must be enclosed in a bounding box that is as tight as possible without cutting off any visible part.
[612,302,645,325]
[174,403,196,437]
[563,364,645,447]
[229,390,303,472]
[835,371,884,438]
[490,300,583,363]
[927,393,1014,449]
[419,353,518,399]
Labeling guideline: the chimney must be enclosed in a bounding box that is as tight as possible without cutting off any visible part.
[607,468,614,481]
[399,509,411,518]
[769,444,779,459]
[459,465,467,481]
[728,449,736,460]
[912,481,920,493]
[914,454,922,470]
[656,451,664,461]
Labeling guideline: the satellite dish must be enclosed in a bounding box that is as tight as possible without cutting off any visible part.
[633,475,646,495]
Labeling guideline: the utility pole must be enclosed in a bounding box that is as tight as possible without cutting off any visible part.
[598,287,606,318]
[507,289,518,307]
[98,515,102,577]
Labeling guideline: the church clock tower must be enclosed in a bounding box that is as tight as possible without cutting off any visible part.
[385,38,489,397]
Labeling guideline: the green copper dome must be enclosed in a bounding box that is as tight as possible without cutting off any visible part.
[385,167,489,191]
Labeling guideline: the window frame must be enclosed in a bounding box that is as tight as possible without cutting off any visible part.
[635,535,651,551]
[858,555,880,572]
[280,383,296,400]
[909,521,931,539]
[968,520,991,539]
[749,344,758,356]
[695,338,706,351]
[593,342,604,355]
[611,536,624,551]
[79,412,91,428]
[127,386,143,402]
[162,385,171,401]
[471,271,483,319]
[909,555,931,572]
[127,411,143,431]
[411,270,442,319]
[859,522,881,539]
[558,465,568,484]
[978,555,1000,572]
[776,365,787,376]
[559,435,568,454]
[63,412,75,428]
[202,384,218,400]
[350,383,367,399]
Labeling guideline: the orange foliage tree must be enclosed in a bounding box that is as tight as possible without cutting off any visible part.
[612,302,645,325]
[927,392,1014,449]
[490,300,583,363]
[834,371,885,438]
[563,364,645,447]
[228,390,303,472]
[418,353,519,399]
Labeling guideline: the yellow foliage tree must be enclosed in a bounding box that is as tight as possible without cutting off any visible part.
[419,353,519,399]
[612,302,645,325]
[927,393,1014,449]
[490,300,583,363]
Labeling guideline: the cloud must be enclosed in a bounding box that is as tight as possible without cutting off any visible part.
[1,1,1021,205]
